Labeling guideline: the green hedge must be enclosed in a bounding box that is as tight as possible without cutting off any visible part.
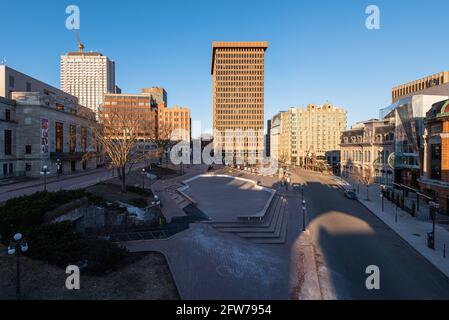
[0,189,128,274]
[27,222,128,274]
[0,189,87,241]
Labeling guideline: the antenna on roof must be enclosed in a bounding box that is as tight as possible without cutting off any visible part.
[74,29,85,52]
[0,58,6,65]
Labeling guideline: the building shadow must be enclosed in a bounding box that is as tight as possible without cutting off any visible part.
[290,178,449,299]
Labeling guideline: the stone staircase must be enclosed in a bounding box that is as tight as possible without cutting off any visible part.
[164,184,192,210]
[210,194,289,244]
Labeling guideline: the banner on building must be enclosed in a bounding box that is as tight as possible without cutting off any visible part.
[41,118,49,155]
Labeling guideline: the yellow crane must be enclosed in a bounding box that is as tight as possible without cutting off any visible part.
[74,29,85,52]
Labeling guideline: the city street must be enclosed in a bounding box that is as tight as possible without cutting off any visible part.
[0,164,146,202]
[294,169,449,299]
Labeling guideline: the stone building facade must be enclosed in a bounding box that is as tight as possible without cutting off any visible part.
[340,118,395,185]
[0,92,97,178]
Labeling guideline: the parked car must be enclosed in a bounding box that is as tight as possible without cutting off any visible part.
[344,189,358,200]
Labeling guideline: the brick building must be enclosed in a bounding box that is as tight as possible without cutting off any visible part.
[419,99,449,215]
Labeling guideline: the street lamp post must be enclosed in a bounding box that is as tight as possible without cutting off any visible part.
[380,193,384,212]
[380,185,385,212]
[428,201,439,250]
[56,159,61,178]
[302,199,307,232]
[40,165,50,192]
[141,168,146,189]
[7,233,29,300]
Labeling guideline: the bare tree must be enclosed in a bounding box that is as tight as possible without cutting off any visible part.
[86,109,145,192]
[278,151,288,166]
[355,166,375,200]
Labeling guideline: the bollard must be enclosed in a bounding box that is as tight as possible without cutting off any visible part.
[444,244,446,259]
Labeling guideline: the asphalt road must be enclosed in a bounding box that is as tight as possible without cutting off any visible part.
[295,169,449,299]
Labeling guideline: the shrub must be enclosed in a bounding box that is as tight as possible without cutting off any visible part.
[126,186,152,197]
[26,222,86,266]
[86,193,107,207]
[0,189,87,243]
[26,222,128,273]
[83,238,129,275]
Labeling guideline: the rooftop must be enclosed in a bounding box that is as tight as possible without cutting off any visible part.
[211,41,269,74]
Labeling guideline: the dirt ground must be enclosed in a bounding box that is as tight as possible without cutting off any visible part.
[0,245,179,300]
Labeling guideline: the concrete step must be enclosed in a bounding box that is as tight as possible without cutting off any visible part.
[179,200,190,209]
[210,195,282,228]
[250,206,289,244]
[217,197,286,233]
[237,200,286,239]
[175,197,186,204]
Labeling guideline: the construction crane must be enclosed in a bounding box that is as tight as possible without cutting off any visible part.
[74,29,85,52]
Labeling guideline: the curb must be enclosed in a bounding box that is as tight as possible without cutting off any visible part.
[117,238,186,299]
[295,230,322,300]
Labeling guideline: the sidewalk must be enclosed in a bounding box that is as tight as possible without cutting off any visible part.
[0,167,111,195]
[333,176,449,278]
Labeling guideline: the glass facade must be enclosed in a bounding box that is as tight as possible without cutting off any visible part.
[380,95,448,187]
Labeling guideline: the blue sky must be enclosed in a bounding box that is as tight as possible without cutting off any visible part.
[1,0,449,132]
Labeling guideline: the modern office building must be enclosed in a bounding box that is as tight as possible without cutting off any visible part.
[211,41,268,164]
[340,118,395,185]
[141,87,168,107]
[392,71,449,103]
[101,89,190,144]
[102,91,160,143]
[0,88,97,178]
[272,104,347,166]
[380,95,448,188]
[60,51,117,114]
[419,99,449,215]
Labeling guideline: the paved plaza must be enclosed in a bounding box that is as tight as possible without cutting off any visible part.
[181,175,273,222]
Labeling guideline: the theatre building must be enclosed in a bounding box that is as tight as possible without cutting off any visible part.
[419,99,449,215]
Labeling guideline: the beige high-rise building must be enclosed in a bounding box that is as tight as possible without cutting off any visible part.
[60,52,117,114]
[272,103,347,166]
[159,105,191,142]
[211,41,268,164]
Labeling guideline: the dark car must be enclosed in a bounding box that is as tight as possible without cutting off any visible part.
[344,189,358,200]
